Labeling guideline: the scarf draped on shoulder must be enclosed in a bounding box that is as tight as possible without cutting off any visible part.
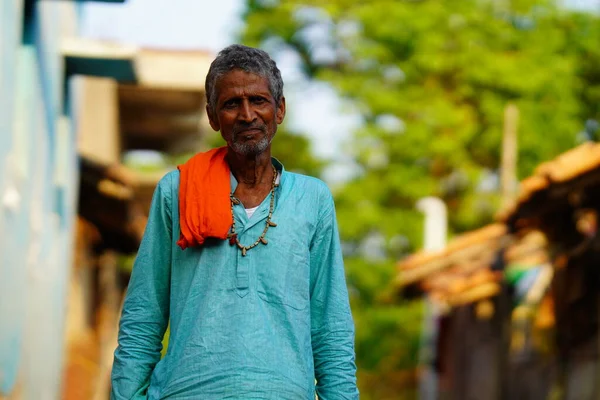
[176,146,232,250]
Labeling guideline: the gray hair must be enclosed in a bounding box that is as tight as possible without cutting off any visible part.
[205,44,284,117]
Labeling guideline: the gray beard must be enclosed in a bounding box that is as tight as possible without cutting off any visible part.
[232,135,271,156]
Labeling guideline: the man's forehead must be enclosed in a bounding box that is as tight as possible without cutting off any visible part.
[215,70,272,96]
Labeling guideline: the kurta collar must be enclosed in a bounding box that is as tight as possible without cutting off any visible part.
[229,157,286,192]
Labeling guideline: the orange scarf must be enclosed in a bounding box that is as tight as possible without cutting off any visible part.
[176,147,232,250]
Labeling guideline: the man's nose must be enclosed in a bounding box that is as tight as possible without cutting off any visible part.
[238,100,256,122]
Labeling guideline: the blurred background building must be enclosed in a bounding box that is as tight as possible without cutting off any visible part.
[396,143,600,399]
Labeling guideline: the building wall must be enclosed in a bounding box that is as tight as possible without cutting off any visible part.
[0,1,82,398]
[1,1,210,397]
[0,0,26,395]
[77,76,121,165]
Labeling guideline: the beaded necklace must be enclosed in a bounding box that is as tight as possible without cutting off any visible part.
[228,166,278,256]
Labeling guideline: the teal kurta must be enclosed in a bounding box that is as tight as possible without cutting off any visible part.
[111,161,358,400]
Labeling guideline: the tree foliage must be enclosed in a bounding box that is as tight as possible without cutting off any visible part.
[240,1,600,397]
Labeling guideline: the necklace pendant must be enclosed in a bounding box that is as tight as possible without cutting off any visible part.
[229,234,237,245]
[230,165,277,256]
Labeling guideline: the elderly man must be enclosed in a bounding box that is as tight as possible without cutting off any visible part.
[111,44,358,399]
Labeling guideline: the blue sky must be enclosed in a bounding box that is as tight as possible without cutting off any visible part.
[568,0,600,10]
[81,0,244,51]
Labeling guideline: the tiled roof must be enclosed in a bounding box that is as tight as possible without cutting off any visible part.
[395,227,548,308]
[389,143,600,307]
[498,142,600,223]
[395,224,507,286]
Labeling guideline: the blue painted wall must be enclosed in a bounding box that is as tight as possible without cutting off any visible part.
[1,0,28,394]
[1,0,82,397]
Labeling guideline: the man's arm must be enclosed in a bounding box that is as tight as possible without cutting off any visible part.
[310,191,359,400]
[111,174,173,399]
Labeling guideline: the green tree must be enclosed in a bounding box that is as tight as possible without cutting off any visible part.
[240,1,600,398]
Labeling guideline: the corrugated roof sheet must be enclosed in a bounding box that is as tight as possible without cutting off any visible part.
[62,37,214,89]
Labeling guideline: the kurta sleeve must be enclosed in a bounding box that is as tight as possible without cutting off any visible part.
[111,174,173,399]
[310,190,359,400]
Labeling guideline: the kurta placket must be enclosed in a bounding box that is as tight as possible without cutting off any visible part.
[229,174,278,298]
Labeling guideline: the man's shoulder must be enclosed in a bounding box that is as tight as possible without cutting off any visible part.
[153,170,180,204]
[286,172,331,193]
[284,172,334,205]
[156,169,180,190]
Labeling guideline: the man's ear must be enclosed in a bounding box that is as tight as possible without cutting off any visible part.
[276,96,286,124]
[206,104,220,131]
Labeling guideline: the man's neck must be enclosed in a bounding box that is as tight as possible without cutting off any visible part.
[227,149,273,187]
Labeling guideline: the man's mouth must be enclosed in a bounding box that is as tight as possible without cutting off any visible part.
[235,127,265,139]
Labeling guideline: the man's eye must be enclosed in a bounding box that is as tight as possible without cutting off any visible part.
[223,101,238,109]
[252,97,266,104]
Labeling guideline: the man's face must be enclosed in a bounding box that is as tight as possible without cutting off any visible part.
[208,70,285,157]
